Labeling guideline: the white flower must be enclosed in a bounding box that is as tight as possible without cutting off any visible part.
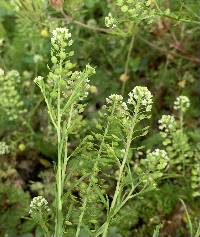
[105,13,117,28]
[128,86,153,112]
[0,70,25,121]
[29,196,50,215]
[0,142,9,155]
[136,148,168,183]
[122,102,128,110]
[106,94,123,104]
[51,28,73,46]
[158,115,176,133]
[173,96,190,112]
[147,149,168,160]
[34,76,44,84]
[51,28,74,63]
[68,39,73,46]
[85,64,96,75]
[146,149,169,170]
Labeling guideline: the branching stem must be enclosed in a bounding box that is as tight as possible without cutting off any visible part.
[121,24,136,96]
[55,62,63,237]
[101,103,140,237]
[75,102,116,237]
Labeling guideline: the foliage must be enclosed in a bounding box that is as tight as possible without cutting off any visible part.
[0,184,32,236]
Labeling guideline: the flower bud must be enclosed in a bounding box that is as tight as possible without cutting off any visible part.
[49,0,63,9]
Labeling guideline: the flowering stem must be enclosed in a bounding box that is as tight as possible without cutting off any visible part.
[121,24,136,96]
[76,102,116,237]
[112,183,147,219]
[55,62,63,237]
[102,127,134,237]
[102,105,139,237]
[61,105,73,187]
[40,85,57,129]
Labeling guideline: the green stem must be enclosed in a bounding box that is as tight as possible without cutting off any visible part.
[179,198,193,237]
[112,183,146,219]
[40,84,57,129]
[62,105,73,187]
[101,104,140,237]
[55,63,63,237]
[102,126,134,237]
[121,24,136,96]
[75,102,116,237]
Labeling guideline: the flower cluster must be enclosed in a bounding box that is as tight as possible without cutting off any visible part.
[68,65,90,101]
[0,142,9,155]
[51,27,73,64]
[51,27,73,46]
[135,149,168,184]
[105,13,117,28]
[158,95,195,167]
[158,115,177,146]
[103,94,128,122]
[116,0,158,24]
[127,86,153,112]
[64,64,94,101]
[158,115,176,133]
[0,69,26,121]
[102,87,153,140]
[34,76,44,84]
[50,28,95,103]
[29,196,50,216]
[34,28,95,136]
[147,149,169,165]
[105,94,128,112]
[173,96,190,112]
[106,94,123,104]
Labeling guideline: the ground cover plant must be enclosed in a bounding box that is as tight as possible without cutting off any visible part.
[0,0,199,236]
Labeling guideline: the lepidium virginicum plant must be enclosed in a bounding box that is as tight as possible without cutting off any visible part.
[158,95,200,197]
[74,87,168,237]
[97,87,168,237]
[0,69,26,121]
[158,95,191,169]
[30,28,169,237]
[32,27,95,236]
